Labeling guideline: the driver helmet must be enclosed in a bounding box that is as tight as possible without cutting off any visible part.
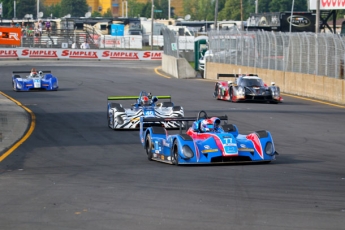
[31,68,37,75]
[141,96,150,105]
[200,119,214,132]
[38,71,43,76]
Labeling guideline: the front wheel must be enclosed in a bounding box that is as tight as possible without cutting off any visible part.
[171,140,179,165]
[13,81,18,92]
[107,115,112,129]
[145,134,153,161]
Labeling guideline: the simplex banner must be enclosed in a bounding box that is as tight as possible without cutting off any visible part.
[0,48,163,60]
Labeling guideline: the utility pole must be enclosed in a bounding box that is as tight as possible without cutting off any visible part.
[289,0,295,33]
[151,0,154,50]
[125,1,128,18]
[14,1,16,18]
[315,0,320,33]
[214,0,218,31]
[37,0,39,19]
[241,0,243,30]
[168,0,171,20]
[255,0,258,14]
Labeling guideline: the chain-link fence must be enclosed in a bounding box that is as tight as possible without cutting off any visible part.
[162,27,179,58]
[207,30,345,79]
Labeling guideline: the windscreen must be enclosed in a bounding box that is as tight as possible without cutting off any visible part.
[241,78,264,87]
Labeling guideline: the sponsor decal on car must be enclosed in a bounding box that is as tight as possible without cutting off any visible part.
[201,149,218,153]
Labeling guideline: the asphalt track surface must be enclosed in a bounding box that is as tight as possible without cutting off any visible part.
[0,60,345,230]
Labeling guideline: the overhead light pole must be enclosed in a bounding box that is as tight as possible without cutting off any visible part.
[14,1,16,18]
[168,0,171,20]
[151,0,154,50]
[37,0,39,19]
[315,0,320,33]
[125,0,128,18]
[214,0,218,31]
[289,0,295,33]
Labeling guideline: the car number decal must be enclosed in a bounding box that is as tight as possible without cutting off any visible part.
[221,137,238,155]
[33,78,41,88]
[144,110,155,117]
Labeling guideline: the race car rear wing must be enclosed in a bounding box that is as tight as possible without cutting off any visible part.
[140,115,228,135]
[108,95,171,101]
[13,71,52,74]
[217,73,258,79]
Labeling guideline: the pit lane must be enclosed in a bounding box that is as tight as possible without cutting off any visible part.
[0,60,344,230]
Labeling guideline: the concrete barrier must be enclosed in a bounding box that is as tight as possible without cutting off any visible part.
[206,62,345,105]
[162,54,196,78]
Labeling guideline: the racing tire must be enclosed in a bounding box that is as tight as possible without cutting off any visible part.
[145,134,153,161]
[229,87,234,102]
[171,140,179,166]
[107,115,113,129]
[12,81,18,92]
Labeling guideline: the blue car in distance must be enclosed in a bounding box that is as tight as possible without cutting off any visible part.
[140,110,279,165]
[12,70,59,91]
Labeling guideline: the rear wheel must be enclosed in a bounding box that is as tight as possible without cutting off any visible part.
[229,88,234,102]
[145,134,153,161]
[171,140,179,165]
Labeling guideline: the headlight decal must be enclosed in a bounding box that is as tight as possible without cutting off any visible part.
[182,145,194,159]
[265,142,274,156]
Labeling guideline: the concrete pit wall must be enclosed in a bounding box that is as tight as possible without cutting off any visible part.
[206,62,345,105]
[162,54,196,79]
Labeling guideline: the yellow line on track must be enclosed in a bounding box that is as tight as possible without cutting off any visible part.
[281,93,345,108]
[154,66,170,79]
[0,91,36,162]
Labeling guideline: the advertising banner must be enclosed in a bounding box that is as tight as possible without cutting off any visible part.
[309,0,345,10]
[0,27,22,46]
[0,48,163,60]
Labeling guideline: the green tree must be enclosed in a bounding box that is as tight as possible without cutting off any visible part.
[182,0,214,21]
[182,0,193,18]
[91,11,102,17]
[219,0,241,20]
[43,3,62,18]
[142,1,153,18]
[60,0,88,17]
[1,0,13,18]
[128,0,145,17]
[16,0,37,18]
[103,8,113,17]
[258,0,270,13]
[269,0,307,12]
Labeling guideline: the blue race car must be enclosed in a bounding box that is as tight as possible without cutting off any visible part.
[140,110,278,165]
[107,91,184,130]
[12,70,59,91]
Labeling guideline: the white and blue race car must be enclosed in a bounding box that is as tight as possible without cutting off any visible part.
[107,91,184,130]
[12,70,59,91]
